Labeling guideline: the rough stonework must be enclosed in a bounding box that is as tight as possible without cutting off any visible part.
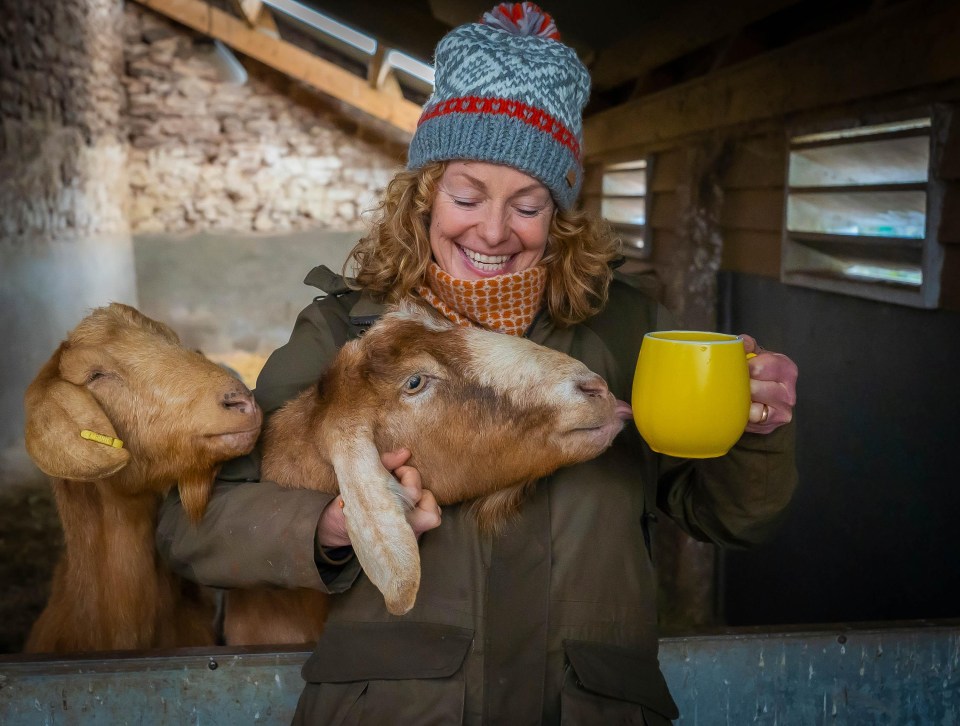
[121,5,403,234]
[0,0,129,247]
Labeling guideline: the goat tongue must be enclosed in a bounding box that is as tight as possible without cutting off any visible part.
[615,400,633,420]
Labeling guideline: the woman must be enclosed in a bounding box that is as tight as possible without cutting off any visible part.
[157,4,798,723]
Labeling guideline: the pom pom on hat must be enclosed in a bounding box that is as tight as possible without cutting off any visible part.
[481,2,560,41]
[407,3,591,210]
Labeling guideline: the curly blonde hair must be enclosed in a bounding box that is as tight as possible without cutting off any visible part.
[346,162,620,327]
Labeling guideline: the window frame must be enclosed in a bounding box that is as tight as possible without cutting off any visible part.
[780,109,946,308]
[585,157,651,260]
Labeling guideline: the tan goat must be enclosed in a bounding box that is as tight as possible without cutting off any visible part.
[23,303,262,653]
[224,301,630,644]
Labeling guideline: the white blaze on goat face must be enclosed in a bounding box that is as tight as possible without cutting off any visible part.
[462,328,621,441]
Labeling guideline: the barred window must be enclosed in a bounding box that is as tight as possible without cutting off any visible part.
[601,160,649,258]
[782,117,943,307]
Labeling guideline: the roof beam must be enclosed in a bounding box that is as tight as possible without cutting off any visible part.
[589,0,802,91]
[234,0,264,25]
[306,0,448,63]
[133,0,422,135]
[584,0,960,157]
[230,0,278,37]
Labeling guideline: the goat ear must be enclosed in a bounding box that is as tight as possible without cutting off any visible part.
[330,427,420,616]
[24,346,130,480]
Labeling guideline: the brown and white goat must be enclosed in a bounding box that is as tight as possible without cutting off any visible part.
[23,303,261,653]
[224,301,630,644]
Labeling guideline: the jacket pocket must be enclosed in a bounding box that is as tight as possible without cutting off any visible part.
[560,639,679,726]
[297,621,474,726]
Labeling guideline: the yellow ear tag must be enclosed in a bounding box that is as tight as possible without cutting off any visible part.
[80,430,124,449]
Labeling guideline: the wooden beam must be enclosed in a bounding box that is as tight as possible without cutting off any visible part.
[584,0,960,158]
[253,6,278,38]
[589,0,802,91]
[234,0,263,25]
[229,0,279,38]
[306,0,449,64]
[367,44,387,89]
[133,0,422,135]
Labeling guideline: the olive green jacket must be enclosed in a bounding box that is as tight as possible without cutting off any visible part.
[156,267,797,725]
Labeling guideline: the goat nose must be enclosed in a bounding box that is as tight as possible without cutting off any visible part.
[222,388,255,415]
[578,374,609,398]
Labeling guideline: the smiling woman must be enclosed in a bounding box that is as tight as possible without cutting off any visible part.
[429,162,554,279]
[155,4,798,723]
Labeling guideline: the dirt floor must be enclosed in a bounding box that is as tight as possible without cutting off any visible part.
[0,478,62,654]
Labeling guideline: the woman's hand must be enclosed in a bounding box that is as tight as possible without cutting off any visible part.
[315,448,442,548]
[740,335,798,434]
[382,448,443,537]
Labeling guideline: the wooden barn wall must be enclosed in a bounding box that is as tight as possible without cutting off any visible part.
[717,271,960,626]
[937,108,960,310]
[648,138,786,283]
[582,0,960,627]
[716,135,785,279]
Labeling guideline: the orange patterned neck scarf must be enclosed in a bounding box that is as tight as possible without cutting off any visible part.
[416,262,547,336]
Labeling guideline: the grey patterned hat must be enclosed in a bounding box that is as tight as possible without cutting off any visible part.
[408,3,591,210]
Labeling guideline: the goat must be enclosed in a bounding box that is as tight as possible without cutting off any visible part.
[224,301,631,644]
[23,303,262,653]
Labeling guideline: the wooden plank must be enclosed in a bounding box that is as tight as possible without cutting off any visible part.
[648,228,683,267]
[649,191,682,231]
[722,136,786,190]
[938,244,960,310]
[230,0,277,37]
[308,0,451,63]
[789,182,927,195]
[720,228,782,277]
[581,164,604,197]
[720,188,784,232]
[254,5,278,37]
[937,183,960,244]
[650,148,687,193]
[938,109,960,181]
[133,0,422,135]
[234,0,263,25]
[589,0,802,91]
[584,0,960,157]
[367,44,386,89]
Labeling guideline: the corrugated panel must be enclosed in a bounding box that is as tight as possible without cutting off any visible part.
[1,624,957,724]
[660,623,960,724]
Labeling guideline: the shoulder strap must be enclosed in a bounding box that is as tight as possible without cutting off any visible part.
[303,265,381,337]
[304,264,352,296]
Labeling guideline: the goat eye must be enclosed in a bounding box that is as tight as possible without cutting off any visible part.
[403,374,426,394]
[86,370,106,384]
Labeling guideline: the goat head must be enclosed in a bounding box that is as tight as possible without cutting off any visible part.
[25,303,262,517]
[261,300,631,615]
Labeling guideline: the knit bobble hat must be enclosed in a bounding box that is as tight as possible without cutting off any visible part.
[407,2,591,210]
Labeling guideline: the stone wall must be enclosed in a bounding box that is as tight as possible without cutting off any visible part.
[1,0,130,246]
[121,5,404,235]
[0,0,136,483]
[0,0,409,650]
[0,0,136,651]
[1,1,410,472]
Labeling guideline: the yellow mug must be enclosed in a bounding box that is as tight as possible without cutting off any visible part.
[632,331,755,458]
